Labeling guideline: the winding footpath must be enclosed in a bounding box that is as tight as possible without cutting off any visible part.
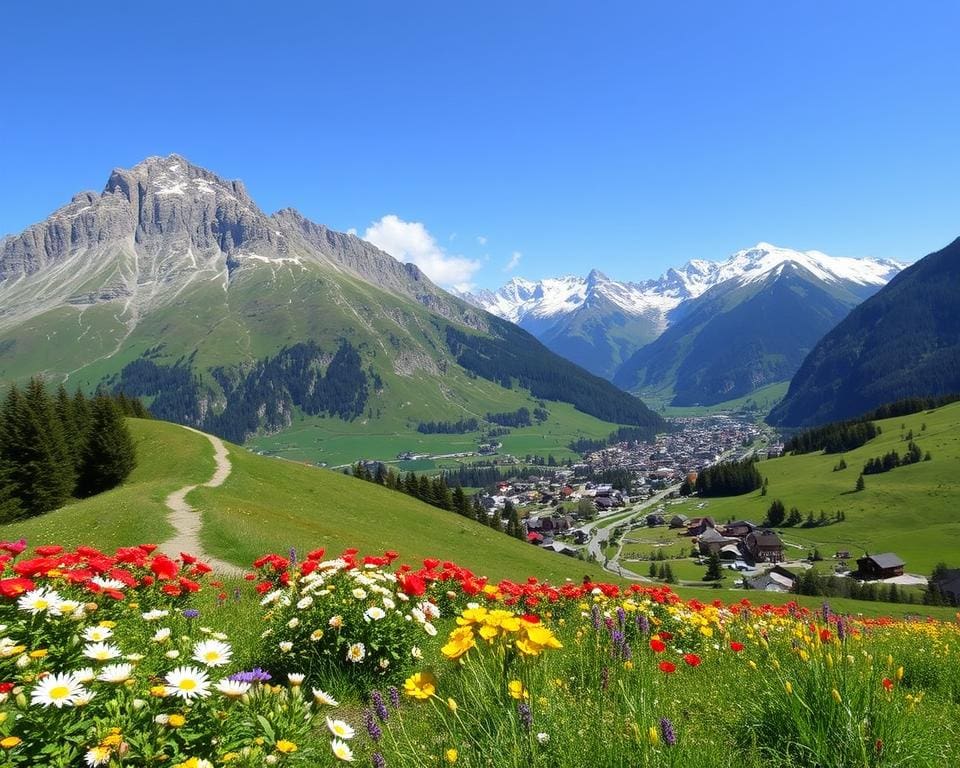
[157,427,246,577]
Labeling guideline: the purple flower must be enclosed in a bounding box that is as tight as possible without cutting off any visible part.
[183,609,200,619]
[638,614,650,635]
[388,686,400,708]
[616,606,627,629]
[371,690,389,722]
[229,667,272,683]
[289,547,298,566]
[365,709,383,741]
[822,602,832,623]
[659,717,676,746]
[591,605,602,631]
[372,752,386,768]
[837,617,847,642]
[517,702,532,732]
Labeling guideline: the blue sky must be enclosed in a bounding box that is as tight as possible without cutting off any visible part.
[1,1,958,289]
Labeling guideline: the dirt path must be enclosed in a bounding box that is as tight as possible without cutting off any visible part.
[157,427,246,577]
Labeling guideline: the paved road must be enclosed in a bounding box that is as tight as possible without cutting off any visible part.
[157,427,246,577]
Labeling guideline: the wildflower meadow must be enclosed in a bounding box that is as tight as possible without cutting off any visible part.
[0,540,957,767]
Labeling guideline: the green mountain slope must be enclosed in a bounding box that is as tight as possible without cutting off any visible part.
[681,401,960,575]
[0,155,663,460]
[769,237,960,427]
[614,263,874,406]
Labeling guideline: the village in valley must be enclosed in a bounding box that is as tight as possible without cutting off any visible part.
[466,414,924,598]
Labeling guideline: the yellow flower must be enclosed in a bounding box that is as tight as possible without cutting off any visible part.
[168,713,186,728]
[785,681,793,695]
[831,689,842,704]
[447,697,458,712]
[896,666,904,681]
[445,748,458,763]
[150,685,167,698]
[276,740,298,754]
[441,627,476,660]
[1,736,22,749]
[403,671,437,700]
[29,649,48,659]
[101,733,123,748]
[508,680,528,700]
[648,726,659,745]
[748,660,757,670]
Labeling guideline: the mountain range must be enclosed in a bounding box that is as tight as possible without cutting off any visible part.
[466,245,904,403]
[0,155,663,456]
[769,237,960,427]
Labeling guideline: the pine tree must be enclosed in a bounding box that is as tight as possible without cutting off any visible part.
[404,472,420,498]
[704,552,723,581]
[77,394,136,497]
[451,486,467,517]
[663,563,676,584]
[3,380,76,515]
[508,504,523,540]
[855,474,865,492]
[489,503,503,532]
[432,476,452,511]
[0,455,22,522]
[648,560,658,578]
[54,383,83,475]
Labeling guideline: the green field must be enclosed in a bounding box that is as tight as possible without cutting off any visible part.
[247,399,620,466]
[642,380,791,418]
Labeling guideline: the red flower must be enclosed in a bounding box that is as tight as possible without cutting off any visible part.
[658,631,674,640]
[819,628,832,644]
[180,552,197,565]
[34,545,63,556]
[423,558,441,571]
[0,682,14,694]
[882,677,893,691]
[658,661,676,673]
[150,556,179,580]
[244,573,256,581]
[649,638,666,653]
[0,539,27,555]
[522,613,541,624]
[306,548,326,561]
[730,642,744,652]
[161,584,182,596]
[684,653,702,667]
[0,577,35,598]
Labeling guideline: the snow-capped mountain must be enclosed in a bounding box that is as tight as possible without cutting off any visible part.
[464,244,904,383]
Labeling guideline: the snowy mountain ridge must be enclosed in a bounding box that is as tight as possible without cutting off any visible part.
[465,244,905,327]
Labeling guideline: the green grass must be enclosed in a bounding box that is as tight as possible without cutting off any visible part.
[641,380,790,419]
[0,418,213,548]
[687,401,960,575]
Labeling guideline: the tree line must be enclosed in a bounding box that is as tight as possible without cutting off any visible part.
[861,440,929,475]
[682,458,762,498]
[416,418,479,434]
[0,379,142,521]
[348,463,526,542]
[785,419,879,455]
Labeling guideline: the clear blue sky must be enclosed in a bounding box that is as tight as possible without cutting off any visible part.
[2,1,958,289]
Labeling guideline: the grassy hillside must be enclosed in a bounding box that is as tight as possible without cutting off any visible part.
[0,419,211,546]
[690,401,960,575]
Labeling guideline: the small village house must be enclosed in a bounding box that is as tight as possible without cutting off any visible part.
[856,553,905,579]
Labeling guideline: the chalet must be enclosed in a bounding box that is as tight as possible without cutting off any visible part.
[646,513,666,527]
[744,530,784,564]
[696,527,739,556]
[571,529,589,545]
[747,569,795,592]
[932,569,960,605]
[669,514,689,529]
[526,517,544,531]
[719,543,741,560]
[685,517,716,537]
[722,520,758,539]
[856,553,905,580]
[594,496,615,512]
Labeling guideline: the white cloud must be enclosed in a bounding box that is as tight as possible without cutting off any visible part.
[503,251,522,272]
[477,235,488,246]
[346,227,357,236]
[362,214,482,289]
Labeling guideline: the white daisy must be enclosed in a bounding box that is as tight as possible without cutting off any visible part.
[97,663,134,683]
[411,645,423,660]
[330,738,354,761]
[83,642,122,661]
[351,588,367,600]
[329,615,344,629]
[85,745,111,766]
[382,597,396,610]
[165,650,180,659]
[17,588,63,615]
[142,609,169,621]
[278,641,293,653]
[296,596,314,610]
[192,639,232,668]
[215,678,250,699]
[287,672,305,686]
[31,671,86,708]
[423,622,437,637]
[90,576,126,591]
[260,589,285,606]
[346,643,365,663]
[50,599,81,617]
[152,628,171,643]
[163,666,211,700]
[363,606,386,622]
[74,667,96,683]
[82,626,114,642]
[313,688,339,706]
[287,617,300,629]
[326,716,356,739]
